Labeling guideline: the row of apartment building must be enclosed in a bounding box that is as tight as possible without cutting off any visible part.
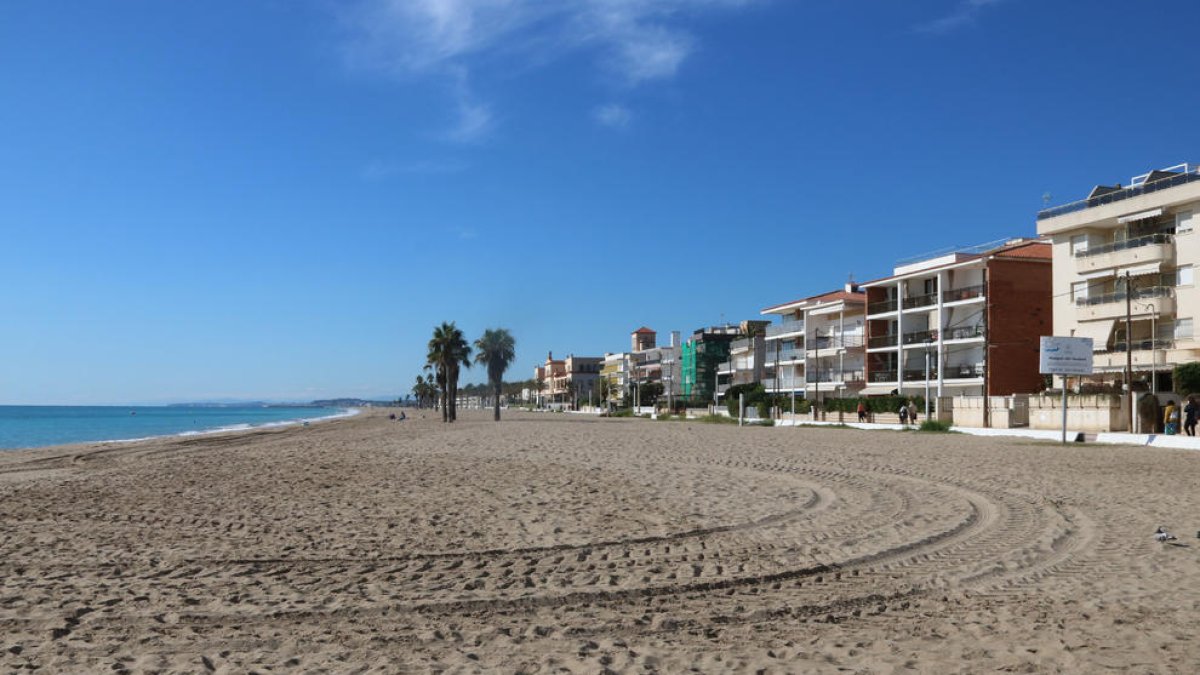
[534,163,1200,419]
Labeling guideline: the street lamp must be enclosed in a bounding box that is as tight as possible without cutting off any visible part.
[923,336,934,421]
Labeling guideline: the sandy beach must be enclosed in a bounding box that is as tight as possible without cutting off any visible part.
[2,409,1198,673]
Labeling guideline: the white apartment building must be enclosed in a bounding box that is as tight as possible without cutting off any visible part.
[760,285,867,402]
[1037,163,1200,389]
[859,239,1051,398]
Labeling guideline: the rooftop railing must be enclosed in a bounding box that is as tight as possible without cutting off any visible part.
[1038,166,1200,220]
[1076,233,1172,258]
[1076,285,1172,307]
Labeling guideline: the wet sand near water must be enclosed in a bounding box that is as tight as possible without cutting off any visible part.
[1,409,1198,673]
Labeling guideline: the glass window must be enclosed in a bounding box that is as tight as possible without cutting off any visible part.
[1177,210,1194,235]
[1178,265,1194,287]
[1070,234,1088,255]
[1175,318,1193,340]
[1071,281,1089,301]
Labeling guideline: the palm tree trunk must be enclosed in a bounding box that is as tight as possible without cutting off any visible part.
[493,379,501,421]
[441,368,449,422]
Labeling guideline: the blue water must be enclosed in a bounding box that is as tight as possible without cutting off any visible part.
[0,405,353,450]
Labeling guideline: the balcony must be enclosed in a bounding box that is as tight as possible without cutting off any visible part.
[944,363,985,379]
[769,345,802,362]
[902,329,939,346]
[1075,286,1175,321]
[902,292,938,311]
[868,333,899,349]
[868,298,898,315]
[812,370,865,384]
[902,369,937,382]
[1038,165,1200,220]
[766,319,805,338]
[762,377,804,391]
[717,361,734,374]
[1075,234,1173,274]
[943,284,984,303]
[944,324,985,341]
[868,370,898,383]
[730,338,753,352]
[1107,338,1174,353]
[808,335,865,352]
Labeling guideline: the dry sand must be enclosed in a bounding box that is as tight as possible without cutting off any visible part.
[2,409,1199,673]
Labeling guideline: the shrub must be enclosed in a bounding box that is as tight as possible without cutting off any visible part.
[918,419,953,433]
[696,414,738,425]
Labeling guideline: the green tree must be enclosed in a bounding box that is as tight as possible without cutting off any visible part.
[474,328,517,421]
[428,322,472,422]
[1174,362,1200,396]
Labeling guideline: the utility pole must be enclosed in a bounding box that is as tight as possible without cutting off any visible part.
[1125,271,1134,429]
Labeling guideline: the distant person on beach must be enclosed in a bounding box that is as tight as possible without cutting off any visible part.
[1185,397,1198,437]
[399,411,406,421]
[857,400,867,423]
[898,402,909,425]
[1164,399,1180,435]
[908,401,919,425]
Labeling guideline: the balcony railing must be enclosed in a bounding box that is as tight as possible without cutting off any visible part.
[944,324,985,341]
[868,333,899,349]
[943,284,984,303]
[763,377,804,390]
[868,298,898,314]
[902,292,938,310]
[945,363,985,379]
[902,329,939,345]
[1076,285,1172,307]
[766,319,805,337]
[717,361,733,373]
[1038,165,1200,220]
[902,369,936,382]
[731,338,752,351]
[771,345,801,361]
[812,370,865,383]
[1076,233,1173,258]
[868,370,898,383]
[810,335,865,350]
[1108,339,1174,353]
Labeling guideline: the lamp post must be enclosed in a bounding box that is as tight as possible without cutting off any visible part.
[924,336,934,421]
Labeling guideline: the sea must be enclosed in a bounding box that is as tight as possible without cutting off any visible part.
[0,405,355,450]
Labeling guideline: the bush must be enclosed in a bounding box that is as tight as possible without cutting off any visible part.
[822,396,926,415]
[918,419,953,432]
[696,414,738,425]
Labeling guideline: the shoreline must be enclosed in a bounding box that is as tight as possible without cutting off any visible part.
[0,406,362,455]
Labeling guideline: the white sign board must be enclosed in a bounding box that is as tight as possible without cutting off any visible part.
[1039,336,1094,375]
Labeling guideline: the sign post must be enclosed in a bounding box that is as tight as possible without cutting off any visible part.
[1039,336,1095,444]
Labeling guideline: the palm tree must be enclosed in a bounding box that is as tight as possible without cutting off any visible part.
[427,322,472,422]
[473,328,516,421]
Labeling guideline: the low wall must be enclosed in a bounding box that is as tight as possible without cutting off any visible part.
[952,395,1029,429]
[1028,394,1128,433]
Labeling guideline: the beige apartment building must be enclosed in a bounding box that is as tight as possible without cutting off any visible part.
[759,285,867,403]
[1037,163,1200,390]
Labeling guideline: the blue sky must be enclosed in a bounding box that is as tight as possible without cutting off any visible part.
[2,0,1199,404]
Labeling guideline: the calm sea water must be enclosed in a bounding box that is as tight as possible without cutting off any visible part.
[0,405,353,450]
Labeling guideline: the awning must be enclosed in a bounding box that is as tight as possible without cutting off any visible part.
[858,384,900,395]
[1117,261,1162,277]
[1078,268,1115,280]
[1074,320,1115,352]
[1118,208,1164,224]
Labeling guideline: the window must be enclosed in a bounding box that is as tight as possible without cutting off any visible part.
[1175,318,1193,340]
[1178,265,1194,287]
[1177,210,1194,235]
[1070,234,1089,255]
[1072,281,1089,301]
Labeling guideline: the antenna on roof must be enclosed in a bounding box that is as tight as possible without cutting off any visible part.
[1042,192,1052,207]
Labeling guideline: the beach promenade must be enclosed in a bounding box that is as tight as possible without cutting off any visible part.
[2,410,1198,672]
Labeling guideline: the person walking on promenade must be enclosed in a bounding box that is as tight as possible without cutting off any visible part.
[1185,396,1198,437]
[1163,399,1180,436]
[857,400,868,423]
[908,401,919,426]
[899,401,909,426]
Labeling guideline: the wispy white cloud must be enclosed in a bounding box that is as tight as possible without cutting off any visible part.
[593,103,633,129]
[916,0,1008,34]
[338,0,761,136]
